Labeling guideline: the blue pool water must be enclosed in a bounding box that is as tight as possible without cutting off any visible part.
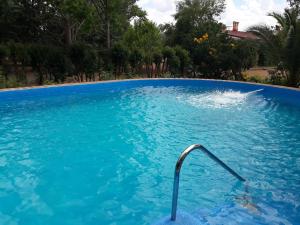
[0,79,299,225]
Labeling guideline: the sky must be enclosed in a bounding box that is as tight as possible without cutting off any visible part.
[137,0,288,31]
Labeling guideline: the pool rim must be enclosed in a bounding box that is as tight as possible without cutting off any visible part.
[0,78,299,93]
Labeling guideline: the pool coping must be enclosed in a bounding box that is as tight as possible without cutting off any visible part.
[0,78,299,93]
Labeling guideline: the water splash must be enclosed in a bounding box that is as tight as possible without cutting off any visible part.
[186,89,263,109]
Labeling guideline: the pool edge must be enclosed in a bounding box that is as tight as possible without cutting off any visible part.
[0,78,299,93]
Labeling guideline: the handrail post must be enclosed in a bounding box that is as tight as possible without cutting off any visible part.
[170,144,245,221]
[171,170,180,220]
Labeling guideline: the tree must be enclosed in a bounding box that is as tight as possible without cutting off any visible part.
[83,47,99,81]
[174,46,190,76]
[169,55,180,76]
[45,47,68,83]
[162,46,176,74]
[122,20,162,53]
[160,23,176,46]
[153,49,163,77]
[0,44,10,86]
[288,0,300,7]
[0,44,9,63]
[8,42,30,82]
[69,43,86,82]
[59,0,96,46]
[91,0,146,49]
[249,7,300,86]
[29,45,48,85]
[129,48,143,74]
[173,0,225,50]
[122,19,163,77]
[111,43,129,78]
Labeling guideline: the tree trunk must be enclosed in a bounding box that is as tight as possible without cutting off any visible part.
[157,63,160,77]
[38,69,43,85]
[105,0,111,49]
[145,64,148,77]
[181,65,184,77]
[65,18,72,46]
[151,64,154,78]
[107,20,111,49]
[162,59,166,74]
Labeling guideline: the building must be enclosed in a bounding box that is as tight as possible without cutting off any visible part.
[227,21,258,40]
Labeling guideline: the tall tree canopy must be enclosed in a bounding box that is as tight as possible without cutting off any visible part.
[91,0,146,48]
[173,0,225,49]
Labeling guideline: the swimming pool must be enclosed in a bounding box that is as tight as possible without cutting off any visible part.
[0,79,299,225]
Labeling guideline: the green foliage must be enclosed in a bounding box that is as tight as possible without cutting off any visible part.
[0,44,10,61]
[8,42,30,66]
[189,31,258,79]
[162,46,175,58]
[173,0,225,50]
[122,19,163,76]
[69,43,99,81]
[174,46,190,76]
[168,55,180,75]
[249,7,300,86]
[176,0,226,21]
[69,43,86,75]
[152,48,163,76]
[59,0,96,45]
[129,48,143,72]
[111,43,129,77]
[122,20,163,55]
[28,44,48,84]
[162,46,176,74]
[0,66,5,88]
[153,49,162,65]
[159,23,176,46]
[60,0,92,20]
[268,67,288,85]
[83,47,99,80]
[91,0,146,48]
[112,43,128,65]
[288,0,300,7]
[45,47,68,82]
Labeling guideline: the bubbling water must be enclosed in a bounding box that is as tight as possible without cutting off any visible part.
[186,89,263,109]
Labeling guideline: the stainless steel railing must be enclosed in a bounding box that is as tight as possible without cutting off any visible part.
[171,144,246,221]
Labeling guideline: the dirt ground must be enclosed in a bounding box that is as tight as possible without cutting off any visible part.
[244,67,275,81]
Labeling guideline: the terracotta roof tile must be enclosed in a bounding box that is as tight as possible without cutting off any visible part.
[227,31,258,40]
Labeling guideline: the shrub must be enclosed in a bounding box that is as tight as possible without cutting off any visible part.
[0,44,10,61]
[28,44,48,84]
[174,46,190,76]
[69,43,86,81]
[111,43,129,78]
[169,55,180,76]
[8,42,31,66]
[129,48,143,73]
[162,46,175,73]
[83,47,98,81]
[45,47,68,82]
[153,49,163,76]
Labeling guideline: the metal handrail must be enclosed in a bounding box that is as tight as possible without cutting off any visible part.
[171,144,246,221]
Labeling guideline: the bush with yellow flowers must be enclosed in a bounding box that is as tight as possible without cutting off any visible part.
[193,33,209,44]
[190,30,258,80]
